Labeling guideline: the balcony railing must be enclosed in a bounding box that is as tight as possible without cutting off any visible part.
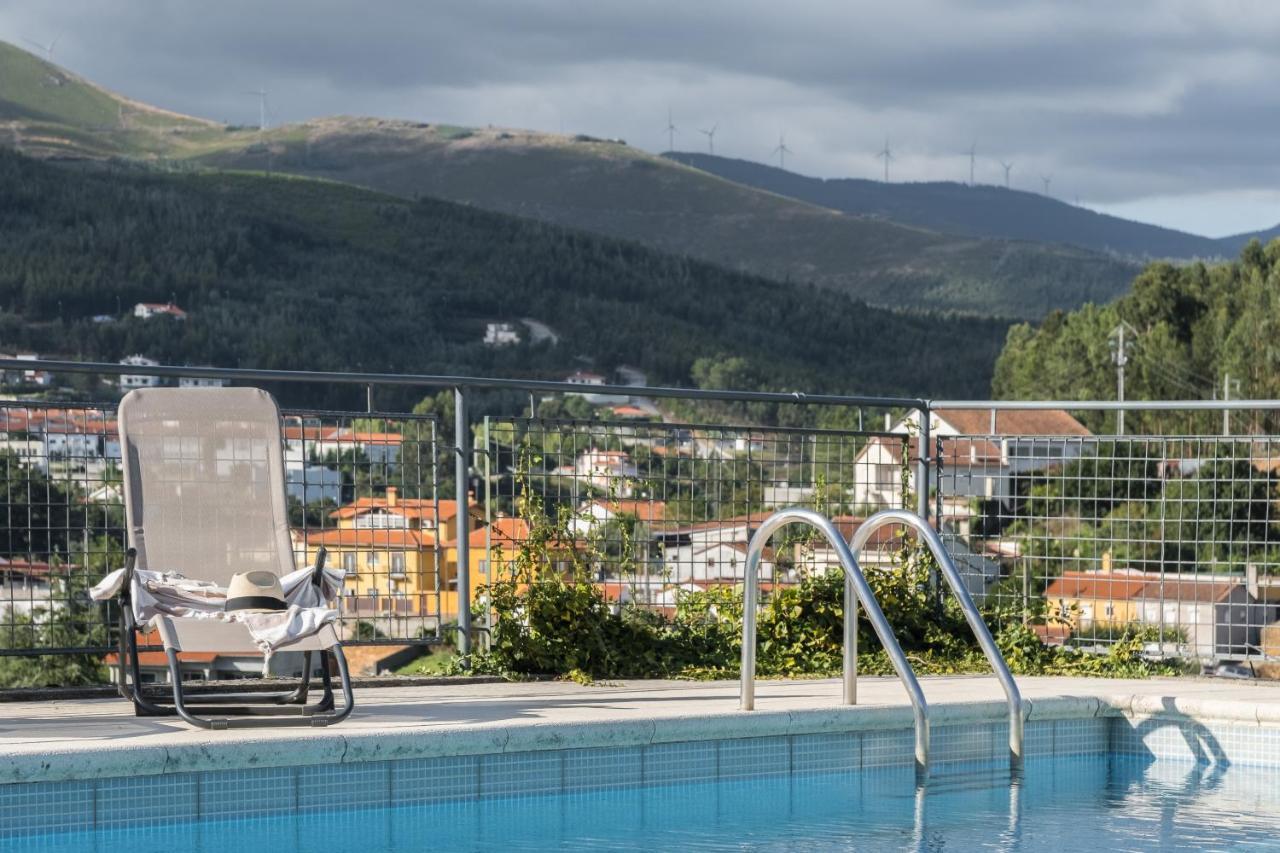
[4,357,1280,686]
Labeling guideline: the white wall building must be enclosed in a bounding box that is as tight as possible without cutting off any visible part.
[852,408,1094,509]
[133,302,187,321]
[483,322,521,347]
[119,355,162,390]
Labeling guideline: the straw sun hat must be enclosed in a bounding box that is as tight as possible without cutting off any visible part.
[224,570,288,613]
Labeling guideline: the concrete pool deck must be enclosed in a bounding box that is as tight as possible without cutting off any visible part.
[4,675,1280,784]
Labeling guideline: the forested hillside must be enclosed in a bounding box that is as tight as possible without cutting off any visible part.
[993,240,1280,432]
[666,153,1226,261]
[0,151,1011,408]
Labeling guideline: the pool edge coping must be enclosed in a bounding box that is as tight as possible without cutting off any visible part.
[4,690,1279,785]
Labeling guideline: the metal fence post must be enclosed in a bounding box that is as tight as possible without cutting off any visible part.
[454,386,472,663]
[917,404,932,526]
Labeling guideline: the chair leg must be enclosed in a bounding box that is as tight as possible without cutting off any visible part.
[164,645,356,729]
[121,610,175,717]
[284,652,314,704]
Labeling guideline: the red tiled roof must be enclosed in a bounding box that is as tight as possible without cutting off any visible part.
[1138,579,1242,603]
[1044,571,1151,601]
[589,499,668,523]
[935,408,1091,438]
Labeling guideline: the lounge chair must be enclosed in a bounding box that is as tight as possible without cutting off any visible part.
[110,387,354,728]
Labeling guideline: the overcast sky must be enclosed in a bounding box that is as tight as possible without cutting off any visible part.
[3,0,1279,237]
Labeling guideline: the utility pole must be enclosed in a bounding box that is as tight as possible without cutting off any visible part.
[1109,323,1132,435]
[1221,373,1241,436]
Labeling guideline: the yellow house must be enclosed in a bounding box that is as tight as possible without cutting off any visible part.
[1043,570,1148,629]
[444,516,590,610]
[300,488,480,621]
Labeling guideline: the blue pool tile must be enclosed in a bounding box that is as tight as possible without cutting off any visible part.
[643,740,718,785]
[479,751,563,798]
[564,746,642,791]
[200,766,297,818]
[1023,719,1055,758]
[862,728,916,769]
[1056,717,1108,755]
[390,754,479,804]
[94,772,198,828]
[792,732,861,775]
[718,736,790,779]
[297,760,390,810]
[934,722,998,765]
[0,779,94,837]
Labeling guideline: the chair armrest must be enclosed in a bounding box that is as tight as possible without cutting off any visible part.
[120,548,138,604]
[311,546,328,589]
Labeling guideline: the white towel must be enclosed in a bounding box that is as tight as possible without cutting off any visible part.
[91,565,345,673]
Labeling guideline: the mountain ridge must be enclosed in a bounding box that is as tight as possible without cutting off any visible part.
[0,39,1140,320]
[663,152,1247,261]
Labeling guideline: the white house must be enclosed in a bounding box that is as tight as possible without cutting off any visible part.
[0,559,56,619]
[119,355,162,390]
[133,302,187,321]
[483,322,521,347]
[178,370,229,388]
[574,448,638,495]
[571,499,668,536]
[852,408,1093,509]
[657,515,777,582]
[0,353,52,387]
[565,370,628,405]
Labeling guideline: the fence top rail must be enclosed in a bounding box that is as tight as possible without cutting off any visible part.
[931,399,1280,412]
[1,358,925,410]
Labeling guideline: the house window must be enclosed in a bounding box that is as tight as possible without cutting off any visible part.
[341,552,356,573]
[391,553,406,575]
[367,552,381,569]
[479,559,489,577]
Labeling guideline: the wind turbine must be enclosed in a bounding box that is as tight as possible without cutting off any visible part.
[665,107,677,151]
[23,35,59,64]
[771,133,792,169]
[966,142,976,186]
[245,89,268,131]
[698,123,718,155]
[1041,174,1052,196]
[1000,160,1014,189]
[877,138,893,182]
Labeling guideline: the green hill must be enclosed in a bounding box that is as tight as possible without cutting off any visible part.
[0,148,1011,406]
[0,40,219,159]
[191,121,1140,319]
[666,153,1228,261]
[0,40,1139,320]
[993,240,1280,433]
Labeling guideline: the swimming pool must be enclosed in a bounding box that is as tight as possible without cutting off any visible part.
[6,680,1280,851]
[5,752,1280,852]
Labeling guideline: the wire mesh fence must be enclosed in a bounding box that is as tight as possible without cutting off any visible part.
[0,400,442,668]
[937,429,1280,663]
[475,416,910,619]
[10,356,1280,685]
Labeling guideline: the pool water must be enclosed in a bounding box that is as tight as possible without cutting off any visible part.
[9,754,1280,851]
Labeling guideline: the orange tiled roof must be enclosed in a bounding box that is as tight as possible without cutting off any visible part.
[329,497,475,523]
[303,528,435,548]
[1044,571,1151,601]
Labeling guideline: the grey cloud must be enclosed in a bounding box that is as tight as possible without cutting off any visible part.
[2,0,1280,231]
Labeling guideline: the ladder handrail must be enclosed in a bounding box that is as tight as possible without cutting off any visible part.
[740,508,930,773]
[849,508,1024,768]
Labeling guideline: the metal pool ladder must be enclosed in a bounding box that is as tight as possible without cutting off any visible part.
[738,508,1025,776]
